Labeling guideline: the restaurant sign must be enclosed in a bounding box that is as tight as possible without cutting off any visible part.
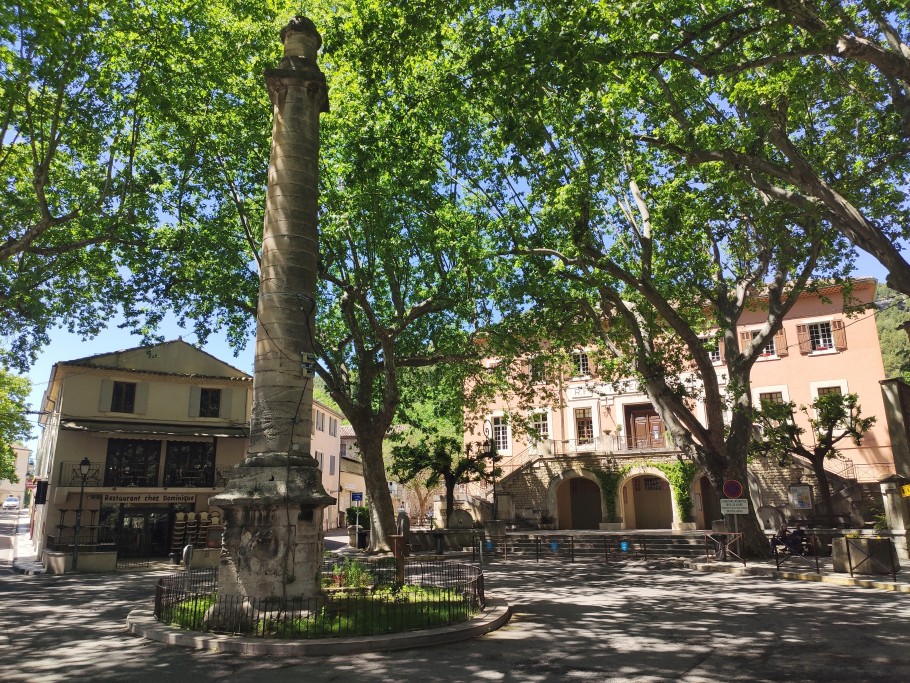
[102,493,197,504]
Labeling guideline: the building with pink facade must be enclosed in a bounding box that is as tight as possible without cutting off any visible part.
[468,278,903,532]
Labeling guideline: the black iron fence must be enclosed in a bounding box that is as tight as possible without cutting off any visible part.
[474,533,655,565]
[154,557,485,638]
[46,528,152,568]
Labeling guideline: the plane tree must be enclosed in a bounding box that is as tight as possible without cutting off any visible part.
[752,392,876,521]
[0,0,293,368]
[572,1,910,294]
[0,369,30,481]
[309,1,511,549]
[455,9,855,554]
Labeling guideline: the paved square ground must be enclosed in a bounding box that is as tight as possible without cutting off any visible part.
[2,555,910,682]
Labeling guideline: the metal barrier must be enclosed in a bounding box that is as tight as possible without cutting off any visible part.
[844,537,899,581]
[473,534,651,566]
[773,537,821,574]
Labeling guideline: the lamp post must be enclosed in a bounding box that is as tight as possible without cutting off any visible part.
[72,457,91,572]
[483,420,499,520]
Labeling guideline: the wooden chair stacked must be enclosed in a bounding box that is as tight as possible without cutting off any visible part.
[183,512,198,549]
[171,512,187,553]
[194,512,211,548]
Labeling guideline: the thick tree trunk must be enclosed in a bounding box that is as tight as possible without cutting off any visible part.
[356,434,395,551]
[726,458,772,559]
[444,473,456,526]
[810,459,836,522]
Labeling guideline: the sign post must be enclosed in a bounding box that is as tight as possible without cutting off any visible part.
[721,480,745,559]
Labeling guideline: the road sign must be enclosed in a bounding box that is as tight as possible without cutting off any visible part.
[720,498,749,514]
[351,492,363,503]
[722,480,744,499]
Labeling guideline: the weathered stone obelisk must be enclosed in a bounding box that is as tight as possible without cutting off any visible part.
[209,16,334,603]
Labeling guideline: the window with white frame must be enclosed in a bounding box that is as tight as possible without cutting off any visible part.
[316,411,325,431]
[752,385,790,408]
[575,407,594,445]
[530,412,549,444]
[751,330,776,357]
[797,319,846,354]
[530,356,547,383]
[810,379,849,401]
[699,336,722,364]
[808,322,834,352]
[492,416,509,451]
[572,351,590,376]
[329,417,337,436]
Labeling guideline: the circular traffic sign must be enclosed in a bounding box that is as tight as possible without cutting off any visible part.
[722,479,744,498]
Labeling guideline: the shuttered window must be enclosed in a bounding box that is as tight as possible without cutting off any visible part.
[796,320,846,354]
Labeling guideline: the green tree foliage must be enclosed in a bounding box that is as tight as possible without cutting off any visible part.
[751,393,875,519]
[0,369,31,481]
[875,285,910,380]
[392,436,500,527]
[454,4,854,555]
[0,0,289,369]
[309,1,513,548]
[589,1,910,294]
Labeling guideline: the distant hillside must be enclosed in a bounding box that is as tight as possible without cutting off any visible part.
[875,284,910,381]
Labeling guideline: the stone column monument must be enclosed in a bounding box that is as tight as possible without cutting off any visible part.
[209,16,334,605]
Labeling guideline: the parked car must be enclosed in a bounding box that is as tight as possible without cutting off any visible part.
[2,495,20,510]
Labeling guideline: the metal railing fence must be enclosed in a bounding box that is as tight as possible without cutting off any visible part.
[154,557,484,638]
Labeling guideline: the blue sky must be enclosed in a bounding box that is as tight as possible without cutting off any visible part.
[16,250,893,455]
[20,315,254,455]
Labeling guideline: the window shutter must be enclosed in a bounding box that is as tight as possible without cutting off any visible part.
[134,382,150,415]
[329,455,336,476]
[718,340,725,365]
[219,389,232,418]
[188,386,201,418]
[738,330,752,351]
[99,379,113,413]
[796,324,811,354]
[774,328,788,357]
[832,319,847,350]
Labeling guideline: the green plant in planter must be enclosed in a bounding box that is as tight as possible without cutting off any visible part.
[591,465,632,523]
[346,506,370,529]
[649,459,699,523]
[873,512,889,534]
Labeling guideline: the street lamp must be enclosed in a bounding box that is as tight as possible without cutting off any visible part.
[482,420,499,520]
[72,457,91,572]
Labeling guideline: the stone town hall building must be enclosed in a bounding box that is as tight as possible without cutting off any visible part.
[468,278,910,532]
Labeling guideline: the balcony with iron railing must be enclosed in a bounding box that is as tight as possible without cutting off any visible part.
[545,434,678,457]
[824,458,895,484]
[494,435,681,487]
[58,461,236,489]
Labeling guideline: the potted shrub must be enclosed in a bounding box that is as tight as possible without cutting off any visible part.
[538,511,557,530]
[832,533,900,574]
